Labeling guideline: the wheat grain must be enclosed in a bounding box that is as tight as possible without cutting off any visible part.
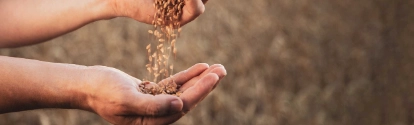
[141,0,185,96]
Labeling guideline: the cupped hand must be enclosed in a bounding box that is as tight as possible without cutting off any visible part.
[110,0,209,25]
[169,63,226,113]
[84,63,226,125]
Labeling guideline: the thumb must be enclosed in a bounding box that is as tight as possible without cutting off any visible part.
[131,94,183,116]
[202,0,208,4]
[180,0,205,25]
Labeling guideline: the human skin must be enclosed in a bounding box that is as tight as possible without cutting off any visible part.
[0,0,225,125]
[0,56,226,124]
[0,0,208,47]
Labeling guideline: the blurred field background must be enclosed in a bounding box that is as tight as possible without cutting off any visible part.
[1,0,414,125]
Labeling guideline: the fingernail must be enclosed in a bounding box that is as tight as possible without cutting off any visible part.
[169,99,182,113]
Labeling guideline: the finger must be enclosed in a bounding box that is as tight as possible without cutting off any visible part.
[136,112,184,125]
[202,0,208,4]
[212,65,226,78]
[203,64,226,89]
[172,63,209,84]
[129,94,183,116]
[179,64,225,91]
[199,64,224,77]
[210,66,227,89]
[180,0,205,25]
[180,73,219,112]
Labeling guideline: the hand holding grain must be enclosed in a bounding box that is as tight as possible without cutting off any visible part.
[111,0,209,25]
[0,0,209,47]
[85,63,226,125]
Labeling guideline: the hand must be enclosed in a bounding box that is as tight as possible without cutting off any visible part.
[83,63,226,125]
[172,64,226,114]
[110,0,209,25]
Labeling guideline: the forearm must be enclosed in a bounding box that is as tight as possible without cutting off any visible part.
[0,0,115,47]
[0,56,90,113]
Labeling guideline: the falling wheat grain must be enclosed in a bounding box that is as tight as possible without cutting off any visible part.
[139,0,185,96]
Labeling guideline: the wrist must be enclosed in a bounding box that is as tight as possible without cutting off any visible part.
[49,64,97,112]
[68,66,102,112]
[72,65,121,113]
[87,0,118,20]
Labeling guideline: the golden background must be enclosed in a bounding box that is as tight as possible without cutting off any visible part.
[1,0,414,124]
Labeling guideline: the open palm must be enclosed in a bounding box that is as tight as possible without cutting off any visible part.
[88,63,226,125]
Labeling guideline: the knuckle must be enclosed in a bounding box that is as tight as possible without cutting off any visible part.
[193,6,205,16]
